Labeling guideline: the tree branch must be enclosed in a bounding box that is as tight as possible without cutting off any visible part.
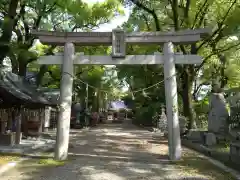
[75,67,95,77]
[195,41,240,72]
[195,3,209,28]
[192,0,208,28]
[184,0,191,26]
[0,0,20,63]
[130,0,160,31]
[72,23,99,32]
[48,70,60,81]
[46,2,57,13]
[27,57,37,64]
[193,81,210,100]
[197,0,237,51]
[171,0,179,30]
[142,14,151,30]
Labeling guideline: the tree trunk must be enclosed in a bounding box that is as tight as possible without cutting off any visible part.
[35,46,56,86]
[36,65,48,86]
[8,51,19,74]
[11,63,19,74]
[0,0,19,63]
[18,62,27,77]
[180,68,197,130]
[219,55,228,88]
[11,58,18,74]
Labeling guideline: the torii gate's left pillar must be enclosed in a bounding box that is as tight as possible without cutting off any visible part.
[55,43,74,160]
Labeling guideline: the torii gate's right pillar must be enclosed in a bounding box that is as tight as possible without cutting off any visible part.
[163,42,181,160]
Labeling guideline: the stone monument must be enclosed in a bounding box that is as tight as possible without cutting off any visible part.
[73,102,81,124]
[179,116,187,134]
[208,84,229,134]
[158,105,168,133]
[206,83,229,146]
[156,106,186,135]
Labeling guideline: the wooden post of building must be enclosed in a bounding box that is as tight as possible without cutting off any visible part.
[38,109,43,134]
[44,106,51,132]
[1,110,5,133]
[7,108,13,131]
[15,108,22,145]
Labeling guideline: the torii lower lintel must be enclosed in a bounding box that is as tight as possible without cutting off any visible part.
[38,53,202,65]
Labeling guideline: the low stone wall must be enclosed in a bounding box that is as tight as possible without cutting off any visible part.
[186,130,207,143]
[182,139,240,171]
[230,142,240,164]
[0,133,16,146]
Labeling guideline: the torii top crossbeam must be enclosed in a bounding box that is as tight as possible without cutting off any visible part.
[32,28,211,46]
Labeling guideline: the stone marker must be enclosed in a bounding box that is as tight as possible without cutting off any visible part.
[187,129,205,142]
[158,106,168,133]
[179,116,187,134]
[205,132,217,146]
[208,85,229,134]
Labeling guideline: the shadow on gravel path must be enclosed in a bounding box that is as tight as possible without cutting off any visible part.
[0,120,236,180]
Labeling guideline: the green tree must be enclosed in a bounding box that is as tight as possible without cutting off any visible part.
[0,0,124,80]
[117,0,240,129]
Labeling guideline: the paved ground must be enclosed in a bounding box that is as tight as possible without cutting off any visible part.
[0,121,235,180]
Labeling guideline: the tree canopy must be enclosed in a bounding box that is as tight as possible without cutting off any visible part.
[116,0,240,128]
[1,0,240,130]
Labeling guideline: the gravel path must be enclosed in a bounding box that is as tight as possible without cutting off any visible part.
[0,121,234,180]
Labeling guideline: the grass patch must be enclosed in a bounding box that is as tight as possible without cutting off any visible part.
[209,143,230,153]
[38,158,66,166]
[39,151,54,157]
[175,149,236,180]
[148,138,236,179]
[0,153,20,165]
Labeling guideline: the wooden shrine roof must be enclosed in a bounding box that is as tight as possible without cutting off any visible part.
[0,71,56,108]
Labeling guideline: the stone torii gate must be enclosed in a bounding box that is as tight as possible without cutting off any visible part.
[32,28,210,160]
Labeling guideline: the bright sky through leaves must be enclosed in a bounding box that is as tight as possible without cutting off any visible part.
[83,0,131,31]
[82,0,130,92]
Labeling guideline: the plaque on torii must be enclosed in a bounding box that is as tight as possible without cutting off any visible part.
[32,28,211,161]
[112,28,126,58]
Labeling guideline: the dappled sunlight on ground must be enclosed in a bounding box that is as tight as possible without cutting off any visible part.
[0,122,236,180]
[105,132,137,137]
